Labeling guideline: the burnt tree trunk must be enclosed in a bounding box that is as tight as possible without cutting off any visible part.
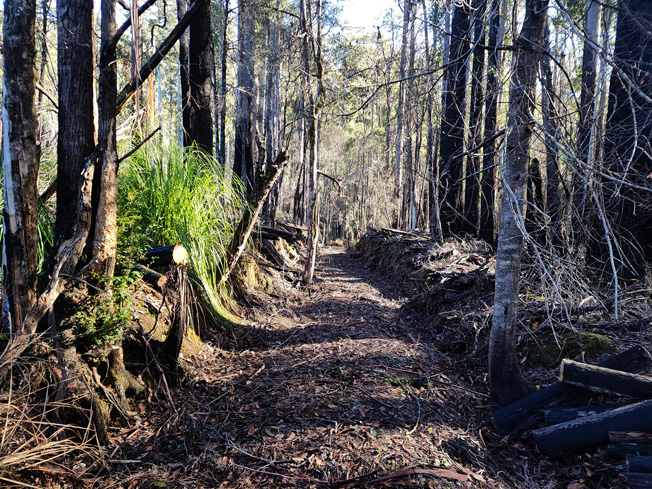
[234,0,256,194]
[218,0,229,166]
[178,0,191,146]
[479,0,504,243]
[438,1,471,235]
[56,0,95,245]
[573,0,601,230]
[597,0,652,279]
[465,0,486,236]
[187,0,213,153]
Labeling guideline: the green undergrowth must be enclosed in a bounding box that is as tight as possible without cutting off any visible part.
[74,272,140,349]
[118,141,247,326]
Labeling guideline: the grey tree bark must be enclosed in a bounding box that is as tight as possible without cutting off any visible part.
[489,0,549,406]
[301,0,325,285]
[89,0,119,278]
[394,0,412,203]
[263,0,283,224]
[234,0,256,193]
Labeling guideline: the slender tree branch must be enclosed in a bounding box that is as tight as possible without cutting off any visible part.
[117,126,161,164]
[110,0,158,49]
[116,0,208,113]
[35,82,58,109]
[317,170,341,191]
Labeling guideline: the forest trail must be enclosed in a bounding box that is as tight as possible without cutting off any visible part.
[107,247,541,488]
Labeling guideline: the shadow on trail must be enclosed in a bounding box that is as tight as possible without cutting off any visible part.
[231,248,415,352]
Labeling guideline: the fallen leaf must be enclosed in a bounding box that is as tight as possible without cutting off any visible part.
[286,432,296,442]
[246,425,258,437]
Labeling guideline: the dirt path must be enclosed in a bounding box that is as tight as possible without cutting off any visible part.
[106,247,563,488]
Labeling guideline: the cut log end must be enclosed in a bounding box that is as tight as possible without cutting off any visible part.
[172,245,188,265]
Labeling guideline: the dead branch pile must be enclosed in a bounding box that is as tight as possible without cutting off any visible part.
[0,359,104,487]
[356,228,494,293]
[356,228,495,360]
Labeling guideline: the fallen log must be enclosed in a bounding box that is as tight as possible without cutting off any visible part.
[533,399,652,454]
[132,264,166,290]
[610,432,652,444]
[560,359,652,399]
[255,226,302,242]
[627,472,652,489]
[542,403,626,426]
[607,443,652,458]
[628,456,652,472]
[491,346,652,435]
[142,244,189,268]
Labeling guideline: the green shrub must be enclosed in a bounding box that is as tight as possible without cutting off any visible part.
[74,272,139,348]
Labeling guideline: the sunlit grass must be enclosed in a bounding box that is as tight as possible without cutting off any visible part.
[118,142,246,324]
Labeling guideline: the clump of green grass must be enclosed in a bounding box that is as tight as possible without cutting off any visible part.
[118,142,246,324]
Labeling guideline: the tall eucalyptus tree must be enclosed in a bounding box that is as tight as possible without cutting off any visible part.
[489,0,549,406]
[438,0,471,235]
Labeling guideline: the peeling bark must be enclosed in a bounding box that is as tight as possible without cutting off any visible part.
[2,0,40,330]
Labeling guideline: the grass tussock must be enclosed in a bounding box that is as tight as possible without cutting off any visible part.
[118,142,247,324]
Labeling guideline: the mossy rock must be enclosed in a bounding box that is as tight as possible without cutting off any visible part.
[527,331,619,368]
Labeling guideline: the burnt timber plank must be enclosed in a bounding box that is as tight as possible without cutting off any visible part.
[542,404,626,426]
[560,359,652,399]
[610,432,652,444]
[627,456,652,473]
[491,346,652,435]
[627,472,652,489]
[533,399,652,455]
[607,443,652,458]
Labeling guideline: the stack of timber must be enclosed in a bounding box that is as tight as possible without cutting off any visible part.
[492,345,652,485]
[608,432,652,488]
[254,225,303,243]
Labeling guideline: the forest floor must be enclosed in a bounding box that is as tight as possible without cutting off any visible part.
[87,246,629,489]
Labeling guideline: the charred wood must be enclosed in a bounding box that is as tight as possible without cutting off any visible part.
[560,359,652,399]
[533,400,652,455]
[491,346,652,435]
[542,403,627,426]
